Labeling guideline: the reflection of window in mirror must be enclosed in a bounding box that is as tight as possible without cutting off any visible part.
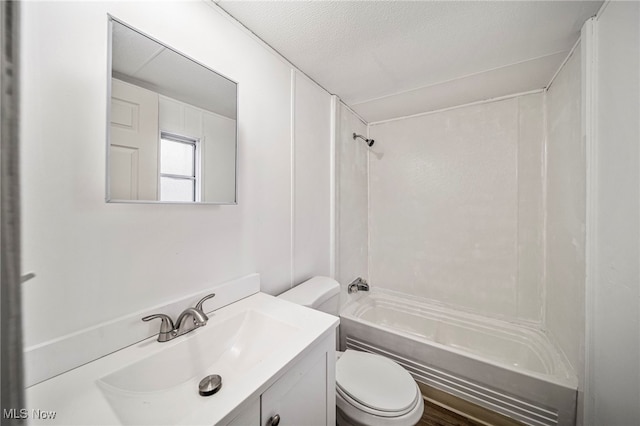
[159,133,200,202]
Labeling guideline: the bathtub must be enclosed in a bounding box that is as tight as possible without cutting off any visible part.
[339,291,577,426]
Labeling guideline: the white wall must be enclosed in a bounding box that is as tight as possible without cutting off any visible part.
[292,71,332,285]
[335,102,368,287]
[544,44,585,381]
[586,2,640,423]
[21,1,332,360]
[368,93,545,323]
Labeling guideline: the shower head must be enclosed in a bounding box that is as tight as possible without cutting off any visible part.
[353,133,374,147]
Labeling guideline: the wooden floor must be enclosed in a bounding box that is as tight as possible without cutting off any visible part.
[418,399,485,426]
[415,383,524,426]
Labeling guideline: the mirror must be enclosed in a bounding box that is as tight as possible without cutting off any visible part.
[107,18,237,204]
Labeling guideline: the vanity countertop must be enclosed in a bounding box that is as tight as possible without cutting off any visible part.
[25,292,339,425]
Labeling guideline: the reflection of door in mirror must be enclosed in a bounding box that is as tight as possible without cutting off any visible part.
[109,79,159,200]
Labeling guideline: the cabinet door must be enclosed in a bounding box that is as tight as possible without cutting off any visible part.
[261,346,329,426]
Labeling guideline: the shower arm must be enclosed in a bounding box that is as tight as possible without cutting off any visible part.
[353,133,374,147]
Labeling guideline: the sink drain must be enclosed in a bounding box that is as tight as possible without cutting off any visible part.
[199,374,222,396]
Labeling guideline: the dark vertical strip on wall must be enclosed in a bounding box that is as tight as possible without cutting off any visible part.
[1,0,24,423]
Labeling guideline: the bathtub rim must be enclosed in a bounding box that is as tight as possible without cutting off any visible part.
[340,290,578,391]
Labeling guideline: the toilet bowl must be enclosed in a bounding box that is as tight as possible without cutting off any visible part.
[278,276,424,426]
[335,350,424,426]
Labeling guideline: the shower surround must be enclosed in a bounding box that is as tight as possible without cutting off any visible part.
[368,93,546,324]
[335,39,586,426]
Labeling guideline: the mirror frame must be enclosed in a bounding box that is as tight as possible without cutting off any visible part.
[106,15,239,205]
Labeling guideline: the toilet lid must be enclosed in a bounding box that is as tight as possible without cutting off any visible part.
[336,350,418,413]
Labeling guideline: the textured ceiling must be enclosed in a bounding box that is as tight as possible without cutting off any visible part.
[216,0,602,121]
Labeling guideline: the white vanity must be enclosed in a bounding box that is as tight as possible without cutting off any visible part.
[26,292,338,425]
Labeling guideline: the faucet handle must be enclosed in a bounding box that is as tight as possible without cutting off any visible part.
[195,293,216,312]
[142,313,175,334]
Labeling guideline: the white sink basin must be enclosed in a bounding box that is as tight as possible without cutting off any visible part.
[97,310,299,425]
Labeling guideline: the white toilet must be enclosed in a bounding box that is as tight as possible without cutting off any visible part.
[279,277,424,426]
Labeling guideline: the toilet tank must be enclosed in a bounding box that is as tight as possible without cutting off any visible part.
[278,276,340,316]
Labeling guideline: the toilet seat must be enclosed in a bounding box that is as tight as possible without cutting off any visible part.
[336,350,420,417]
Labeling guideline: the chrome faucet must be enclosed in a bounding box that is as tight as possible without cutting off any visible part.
[348,277,369,294]
[142,293,216,342]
